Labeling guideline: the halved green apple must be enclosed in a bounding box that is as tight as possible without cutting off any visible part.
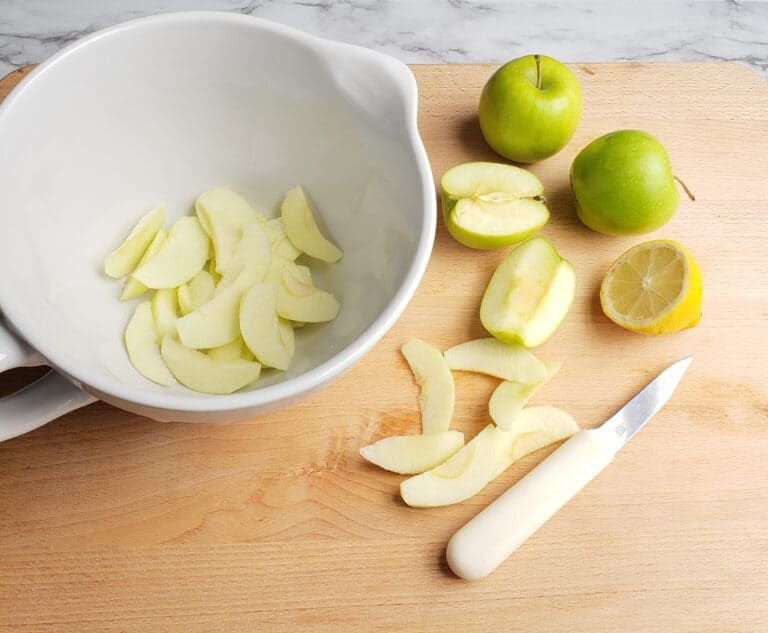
[444,337,548,384]
[481,237,576,348]
[360,431,465,475]
[104,205,166,278]
[124,301,175,386]
[488,359,562,430]
[240,283,291,371]
[401,338,455,434]
[207,337,255,362]
[161,336,261,395]
[277,266,340,322]
[400,406,578,507]
[281,186,342,263]
[441,162,549,250]
[151,288,179,342]
[120,228,167,300]
[133,217,209,289]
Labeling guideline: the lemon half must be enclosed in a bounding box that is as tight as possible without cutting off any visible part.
[600,239,702,335]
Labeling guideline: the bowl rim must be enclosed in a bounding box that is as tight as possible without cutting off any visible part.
[0,11,435,412]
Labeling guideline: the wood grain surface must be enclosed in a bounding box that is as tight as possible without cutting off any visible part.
[0,63,766,632]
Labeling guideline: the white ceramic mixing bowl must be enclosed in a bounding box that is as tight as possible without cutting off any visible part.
[0,12,434,440]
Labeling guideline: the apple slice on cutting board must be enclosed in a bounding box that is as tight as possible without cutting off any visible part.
[401,338,455,434]
[444,337,548,384]
[489,359,561,430]
[360,431,465,475]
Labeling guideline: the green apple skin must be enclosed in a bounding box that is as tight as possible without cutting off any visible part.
[570,130,679,235]
[479,55,582,163]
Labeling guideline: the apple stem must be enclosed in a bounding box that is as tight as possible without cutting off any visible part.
[534,54,542,90]
[674,175,696,202]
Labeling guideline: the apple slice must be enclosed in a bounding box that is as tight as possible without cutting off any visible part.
[265,218,301,261]
[104,205,166,278]
[188,270,215,306]
[176,280,242,349]
[488,359,562,430]
[196,188,262,274]
[240,283,291,370]
[444,338,548,384]
[207,337,255,362]
[207,259,222,286]
[124,301,175,386]
[441,162,549,250]
[216,219,272,289]
[120,228,167,300]
[278,319,295,358]
[360,431,465,475]
[277,266,340,322]
[400,407,578,507]
[132,217,209,289]
[161,336,261,395]
[401,338,455,434]
[151,288,179,342]
[481,237,576,348]
[177,284,194,316]
[280,186,342,263]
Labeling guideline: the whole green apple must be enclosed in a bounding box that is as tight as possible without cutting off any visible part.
[570,130,680,235]
[478,54,582,163]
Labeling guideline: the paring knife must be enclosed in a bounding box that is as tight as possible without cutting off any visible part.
[446,356,693,581]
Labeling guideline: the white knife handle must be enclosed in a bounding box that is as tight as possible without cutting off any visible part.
[447,430,616,580]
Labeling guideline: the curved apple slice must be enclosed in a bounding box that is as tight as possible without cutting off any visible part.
[217,219,271,289]
[177,284,195,316]
[488,359,562,430]
[124,301,175,386]
[441,162,548,250]
[277,266,340,322]
[207,337,255,362]
[281,186,342,263]
[151,288,179,342]
[161,336,261,395]
[240,283,291,371]
[401,338,455,434]
[133,217,209,289]
[176,280,242,349]
[400,407,578,507]
[360,431,465,475]
[104,205,166,278]
[188,270,216,307]
[120,228,167,300]
[278,319,295,359]
[265,218,301,261]
[444,338,547,384]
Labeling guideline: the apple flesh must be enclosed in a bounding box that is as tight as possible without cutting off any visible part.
[161,336,261,395]
[216,219,272,288]
[277,266,340,322]
[278,319,295,359]
[240,283,291,370]
[265,218,301,261]
[488,359,560,430]
[441,162,549,250]
[151,287,179,342]
[281,186,342,263]
[400,407,578,507]
[133,217,209,289]
[479,54,582,163]
[124,301,175,386]
[444,337,548,384]
[401,338,455,434]
[571,129,680,235]
[360,431,465,475]
[480,237,575,348]
[120,228,167,300]
[207,337,255,362]
[104,205,166,278]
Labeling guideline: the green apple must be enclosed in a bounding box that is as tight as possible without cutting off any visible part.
[400,407,579,508]
[480,237,575,348]
[441,162,549,249]
[124,301,176,386]
[571,130,680,235]
[401,338,455,434]
[161,336,261,395]
[443,337,548,384]
[479,55,582,163]
[360,431,465,475]
[104,205,166,279]
[240,283,291,370]
[281,186,342,263]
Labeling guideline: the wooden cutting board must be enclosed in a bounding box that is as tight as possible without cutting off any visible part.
[0,63,766,632]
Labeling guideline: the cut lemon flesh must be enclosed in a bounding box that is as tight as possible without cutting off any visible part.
[600,239,702,335]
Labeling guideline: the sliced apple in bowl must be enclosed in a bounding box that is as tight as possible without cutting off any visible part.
[441,162,549,250]
[104,205,166,279]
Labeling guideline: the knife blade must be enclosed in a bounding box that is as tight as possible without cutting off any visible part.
[446,356,693,581]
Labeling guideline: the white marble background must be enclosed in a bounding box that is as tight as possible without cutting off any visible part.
[0,0,767,78]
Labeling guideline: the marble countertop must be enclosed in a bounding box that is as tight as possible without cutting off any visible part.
[1,0,766,78]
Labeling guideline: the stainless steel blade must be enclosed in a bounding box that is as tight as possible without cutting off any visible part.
[598,356,693,452]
